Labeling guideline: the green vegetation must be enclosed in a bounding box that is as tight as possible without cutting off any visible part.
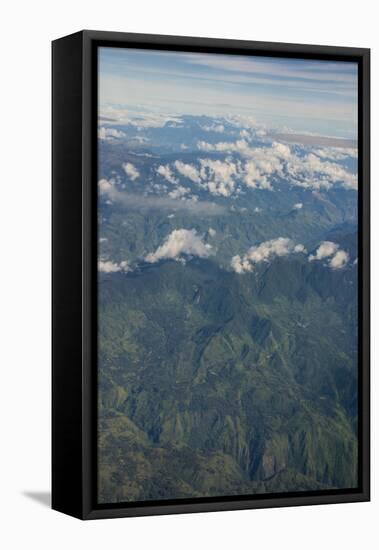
[98,254,358,503]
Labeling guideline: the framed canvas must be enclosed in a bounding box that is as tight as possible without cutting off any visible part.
[52,30,370,520]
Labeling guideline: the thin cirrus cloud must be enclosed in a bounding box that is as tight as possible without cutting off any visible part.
[145,229,212,263]
[99,47,358,137]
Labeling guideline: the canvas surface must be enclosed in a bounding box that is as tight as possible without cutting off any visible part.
[96,47,359,504]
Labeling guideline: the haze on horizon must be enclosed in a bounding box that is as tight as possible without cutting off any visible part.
[99,46,358,139]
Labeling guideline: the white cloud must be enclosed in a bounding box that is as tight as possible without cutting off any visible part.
[99,105,183,128]
[308,241,349,269]
[199,158,238,197]
[239,129,250,138]
[286,153,357,190]
[98,183,224,215]
[168,185,191,199]
[98,178,115,196]
[308,241,339,262]
[197,138,357,192]
[293,202,303,209]
[197,140,290,191]
[225,114,267,136]
[145,229,212,263]
[122,162,140,181]
[329,250,349,269]
[157,165,178,184]
[231,237,305,273]
[243,160,272,189]
[98,126,126,140]
[197,138,250,154]
[98,259,130,273]
[151,137,356,203]
[173,161,201,183]
[208,228,216,237]
[313,146,358,161]
[201,123,225,133]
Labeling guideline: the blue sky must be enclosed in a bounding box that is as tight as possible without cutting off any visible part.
[99,47,358,138]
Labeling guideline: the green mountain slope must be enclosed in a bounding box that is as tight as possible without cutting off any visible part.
[98,254,358,503]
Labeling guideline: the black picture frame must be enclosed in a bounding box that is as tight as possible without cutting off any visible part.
[52,30,370,520]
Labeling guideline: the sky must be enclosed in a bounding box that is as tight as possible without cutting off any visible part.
[98,47,358,139]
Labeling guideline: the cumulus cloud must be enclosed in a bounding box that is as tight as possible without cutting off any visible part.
[199,158,238,197]
[329,250,349,269]
[122,162,140,181]
[152,136,356,202]
[98,127,126,140]
[168,185,191,199]
[313,147,358,161]
[243,160,272,189]
[308,241,349,269]
[225,114,267,136]
[293,202,303,210]
[201,123,225,133]
[145,229,212,263]
[173,161,202,183]
[308,241,339,262]
[197,138,249,154]
[239,129,250,139]
[98,259,130,273]
[98,178,115,195]
[157,165,178,184]
[231,237,305,273]
[197,140,291,191]
[197,138,357,192]
[286,153,357,190]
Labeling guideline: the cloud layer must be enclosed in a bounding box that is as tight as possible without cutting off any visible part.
[98,178,224,215]
[153,136,356,201]
[197,139,357,192]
